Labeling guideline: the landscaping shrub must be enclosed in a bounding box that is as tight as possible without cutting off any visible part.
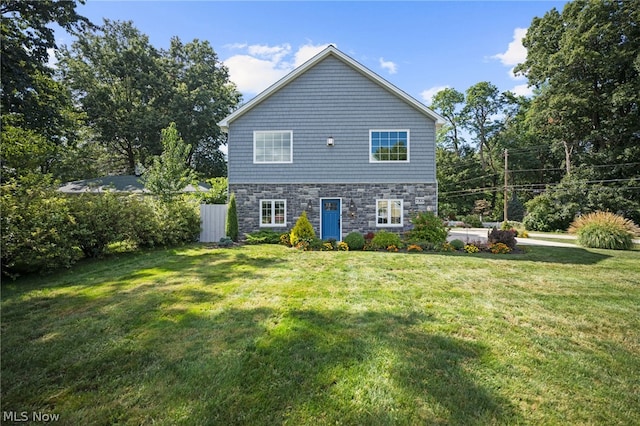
[568,211,639,250]
[226,192,238,242]
[68,192,125,258]
[344,231,365,250]
[154,197,201,246]
[449,239,465,250]
[1,181,200,277]
[405,212,449,245]
[1,178,79,276]
[439,242,456,252]
[487,227,517,250]
[337,241,349,251]
[370,230,402,250]
[245,230,282,244]
[461,214,483,228]
[490,242,511,254]
[121,195,162,248]
[279,232,291,247]
[523,194,577,232]
[322,241,335,251]
[308,237,324,251]
[290,211,315,246]
[218,237,233,247]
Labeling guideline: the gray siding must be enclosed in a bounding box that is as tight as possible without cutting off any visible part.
[228,56,436,184]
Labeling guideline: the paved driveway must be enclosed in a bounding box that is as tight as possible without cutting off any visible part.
[447,228,578,248]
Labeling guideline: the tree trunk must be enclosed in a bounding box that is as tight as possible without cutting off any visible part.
[562,140,573,175]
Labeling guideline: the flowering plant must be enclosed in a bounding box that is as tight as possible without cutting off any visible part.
[489,242,511,254]
[440,242,456,252]
[337,242,349,251]
[407,244,423,252]
[387,245,399,252]
[464,244,480,253]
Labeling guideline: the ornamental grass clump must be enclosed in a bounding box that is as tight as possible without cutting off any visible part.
[569,211,639,250]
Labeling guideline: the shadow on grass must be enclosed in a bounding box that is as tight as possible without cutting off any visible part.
[430,245,612,265]
[2,290,523,424]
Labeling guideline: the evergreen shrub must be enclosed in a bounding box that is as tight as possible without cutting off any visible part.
[290,211,315,246]
[344,232,365,250]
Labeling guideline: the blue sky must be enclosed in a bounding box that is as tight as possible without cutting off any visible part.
[60,1,568,104]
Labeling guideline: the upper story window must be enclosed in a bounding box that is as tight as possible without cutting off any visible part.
[370,130,409,162]
[254,131,293,163]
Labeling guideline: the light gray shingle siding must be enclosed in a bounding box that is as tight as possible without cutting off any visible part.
[228,56,436,184]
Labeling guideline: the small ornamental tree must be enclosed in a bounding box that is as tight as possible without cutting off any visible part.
[226,192,238,242]
[143,122,195,200]
[290,211,315,246]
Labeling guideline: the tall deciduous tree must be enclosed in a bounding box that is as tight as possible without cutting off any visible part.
[59,21,241,177]
[59,19,168,174]
[430,88,465,157]
[517,0,639,167]
[1,0,91,177]
[517,0,640,223]
[163,38,241,177]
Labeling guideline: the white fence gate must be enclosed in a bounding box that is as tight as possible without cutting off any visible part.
[200,204,227,242]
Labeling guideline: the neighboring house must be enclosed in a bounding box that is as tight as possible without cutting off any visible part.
[58,175,210,194]
[218,46,443,240]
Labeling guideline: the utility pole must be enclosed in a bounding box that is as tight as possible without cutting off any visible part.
[503,148,508,223]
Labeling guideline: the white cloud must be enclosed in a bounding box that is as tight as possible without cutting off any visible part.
[492,28,531,87]
[493,27,528,66]
[294,43,332,67]
[420,85,450,105]
[510,83,534,97]
[224,54,290,95]
[224,42,334,96]
[379,57,397,74]
[46,48,58,69]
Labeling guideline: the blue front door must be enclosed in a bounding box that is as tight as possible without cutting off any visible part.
[321,199,341,240]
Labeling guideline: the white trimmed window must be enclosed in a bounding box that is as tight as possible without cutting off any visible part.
[370,130,409,162]
[254,131,293,163]
[376,199,403,227]
[260,200,287,227]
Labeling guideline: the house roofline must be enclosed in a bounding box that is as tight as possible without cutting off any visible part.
[218,46,445,132]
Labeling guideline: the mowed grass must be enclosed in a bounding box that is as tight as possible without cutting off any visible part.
[2,245,639,425]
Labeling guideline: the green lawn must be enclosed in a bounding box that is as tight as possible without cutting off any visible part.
[2,245,639,425]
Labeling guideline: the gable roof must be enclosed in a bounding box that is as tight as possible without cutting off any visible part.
[218,45,445,132]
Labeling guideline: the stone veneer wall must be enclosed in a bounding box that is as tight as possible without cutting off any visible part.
[230,183,437,239]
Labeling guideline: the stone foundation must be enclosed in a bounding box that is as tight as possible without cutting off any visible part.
[230,183,437,239]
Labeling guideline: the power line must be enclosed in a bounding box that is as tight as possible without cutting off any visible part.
[439,177,640,198]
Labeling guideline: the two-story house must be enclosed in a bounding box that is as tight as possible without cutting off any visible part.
[218,46,443,240]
